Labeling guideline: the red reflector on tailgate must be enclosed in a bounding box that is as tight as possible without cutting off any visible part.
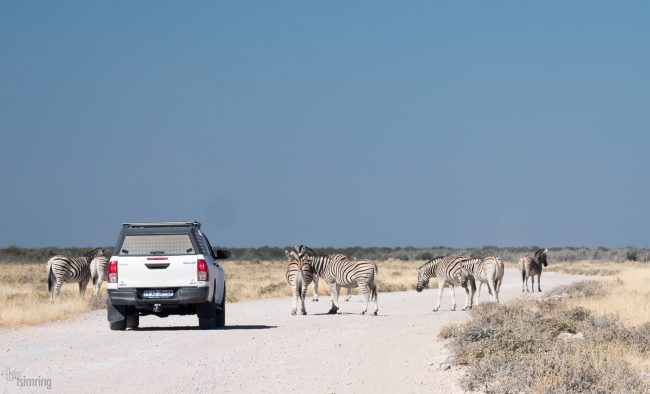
[147,257,168,261]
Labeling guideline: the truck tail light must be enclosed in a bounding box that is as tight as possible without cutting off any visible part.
[197,259,209,281]
[108,260,118,283]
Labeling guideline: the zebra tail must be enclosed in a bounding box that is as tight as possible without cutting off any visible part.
[47,260,54,293]
[371,263,379,301]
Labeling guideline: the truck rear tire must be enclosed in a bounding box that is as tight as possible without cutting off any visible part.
[216,284,226,328]
[198,294,218,330]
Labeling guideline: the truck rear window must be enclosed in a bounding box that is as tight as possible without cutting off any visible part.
[119,234,195,256]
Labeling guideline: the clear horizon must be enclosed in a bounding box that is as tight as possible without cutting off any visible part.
[2,2,649,248]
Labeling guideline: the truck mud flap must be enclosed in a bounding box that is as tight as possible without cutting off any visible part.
[107,297,127,323]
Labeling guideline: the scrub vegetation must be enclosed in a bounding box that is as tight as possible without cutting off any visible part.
[439,264,650,393]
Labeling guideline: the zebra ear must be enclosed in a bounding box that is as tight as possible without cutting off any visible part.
[285,250,290,258]
[544,248,548,254]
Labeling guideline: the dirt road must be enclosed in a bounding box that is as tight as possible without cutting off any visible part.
[0,269,586,393]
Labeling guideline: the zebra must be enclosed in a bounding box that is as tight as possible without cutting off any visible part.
[293,246,353,302]
[461,256,505,304]
[519,248,548,292]
[90,255,109,297]
[416,256,476,311]
[284,249,315,315]
[297,245,379,315]
[47,248,104,302]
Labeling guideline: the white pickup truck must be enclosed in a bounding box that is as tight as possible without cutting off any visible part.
[107,222,229,330]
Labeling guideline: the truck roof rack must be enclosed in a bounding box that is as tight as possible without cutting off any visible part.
[122,221,201,228]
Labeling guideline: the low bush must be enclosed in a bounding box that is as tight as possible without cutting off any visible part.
[442,293,650,393]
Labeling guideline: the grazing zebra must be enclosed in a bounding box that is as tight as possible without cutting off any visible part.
[416,256,476,311]
[297,245,379,315]
[519,248,548,292]
[47,248,104,302]
[284,249,315,315]
[90,255,109,297]
[461,256,504,304]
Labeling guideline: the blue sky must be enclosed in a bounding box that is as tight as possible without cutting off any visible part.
[1,2,649,248]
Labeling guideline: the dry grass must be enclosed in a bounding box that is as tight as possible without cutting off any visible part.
[0,263,106,328]
[441,261,650,393]
[546,260,623,276]
[0,259,426,328]
[559,264,650,327]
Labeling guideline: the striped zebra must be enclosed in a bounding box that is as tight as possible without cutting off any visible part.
[297,245,379,315]
[284,249,315,315]
[296,246,353,302]
[47,248,104,302]
[519,248,548,292]
[90,255,109,297]
[416,256,476,311]
[461,256,505,303]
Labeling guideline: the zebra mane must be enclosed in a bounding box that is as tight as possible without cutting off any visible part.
[418,257,443,271]
[85,248,104,259]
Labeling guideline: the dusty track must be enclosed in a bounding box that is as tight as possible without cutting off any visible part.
[0,269,587,393]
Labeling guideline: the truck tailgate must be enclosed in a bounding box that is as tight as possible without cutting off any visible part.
[117,256,199,288]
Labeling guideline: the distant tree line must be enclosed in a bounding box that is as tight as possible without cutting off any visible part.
[1,245,649,263]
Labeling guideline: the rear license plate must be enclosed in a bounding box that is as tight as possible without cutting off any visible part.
[143,289,174,298]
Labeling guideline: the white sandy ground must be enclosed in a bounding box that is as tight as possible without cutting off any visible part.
[0,269,590,394]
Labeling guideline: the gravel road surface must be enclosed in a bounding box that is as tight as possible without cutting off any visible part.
[0,269,587,393]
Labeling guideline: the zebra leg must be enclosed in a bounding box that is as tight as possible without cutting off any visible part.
[54,280,63,303]
[360,284,370,315]
[530,276,535,293]
[290,286,298,315]
[433,280,445,312]
[488,280,497,302]
[94,280,102,298]
[79,277,90,299]
[299,283,307,315]
[345,287,352,301]
[328,284,340,314]
[494,279,501,303]
[450,283,456,311]
[462,283,473,311]
[537,274,542,292]
[372,285,379,316]
[312,274,319,302]
[477,282,483,304]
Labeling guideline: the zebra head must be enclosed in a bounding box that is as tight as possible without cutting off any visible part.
[285,249,300,263]
[455,268,471,287]
[535,248,548,267]
[295,245,315,262]
[415,265,431,292]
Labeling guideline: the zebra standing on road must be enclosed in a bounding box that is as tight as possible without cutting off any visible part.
[295,246,353,302]
[461,256,505,304]
[297,245,379,315]
[519,248,548,293]
[285,249,315,315]
[416,256,476,311]
[90,255,109,297]
[47,248,104,302]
